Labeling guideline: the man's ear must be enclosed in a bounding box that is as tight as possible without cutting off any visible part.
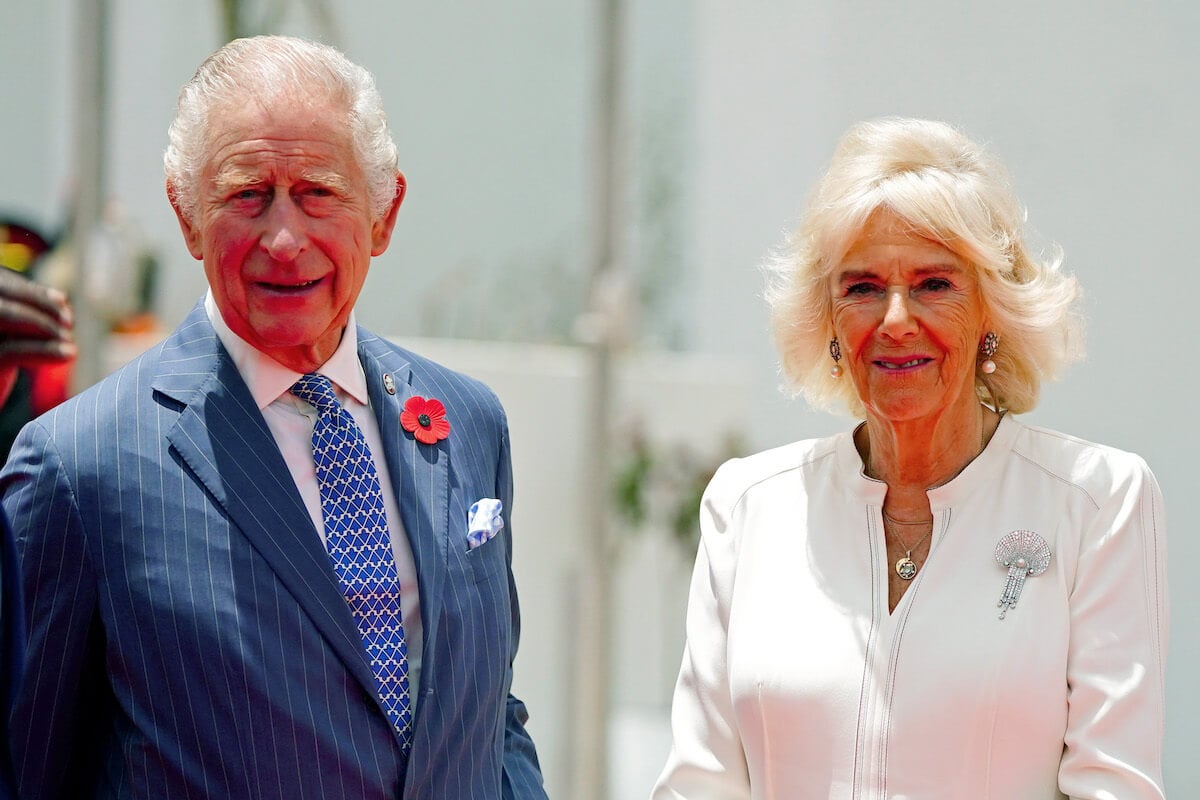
[167,180,204,260]
[371,172,406,256]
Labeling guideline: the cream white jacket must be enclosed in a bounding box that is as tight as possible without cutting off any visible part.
[653,414,1168,800]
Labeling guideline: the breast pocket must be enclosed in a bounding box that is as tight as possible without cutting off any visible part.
[464,533,507,585]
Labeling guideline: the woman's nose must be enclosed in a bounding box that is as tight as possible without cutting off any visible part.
[879,287,918,339]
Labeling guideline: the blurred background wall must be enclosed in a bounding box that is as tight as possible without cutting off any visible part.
[2,1,1196,796]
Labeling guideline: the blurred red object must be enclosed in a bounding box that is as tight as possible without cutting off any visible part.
[27,359,72,415]
[0,218,74,419]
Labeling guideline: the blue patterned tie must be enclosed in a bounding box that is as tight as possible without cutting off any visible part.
[291,373,413,752]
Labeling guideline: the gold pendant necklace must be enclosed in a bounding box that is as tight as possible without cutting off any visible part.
[883,509,933,581]
[873,408,998,581]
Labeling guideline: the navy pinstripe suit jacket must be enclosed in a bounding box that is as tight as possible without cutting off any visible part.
[0,304,546,799]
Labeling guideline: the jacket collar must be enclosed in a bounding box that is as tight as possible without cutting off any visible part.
[154,304,446,746]
[357,330,451,669]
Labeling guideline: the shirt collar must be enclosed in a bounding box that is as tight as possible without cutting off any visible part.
[204,290,369,410]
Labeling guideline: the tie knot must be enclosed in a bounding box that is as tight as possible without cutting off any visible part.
[291,373,342,418]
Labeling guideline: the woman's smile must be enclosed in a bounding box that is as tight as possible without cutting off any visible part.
[874,356,933,371]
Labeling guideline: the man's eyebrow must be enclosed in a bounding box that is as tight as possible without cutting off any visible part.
[213,168,260,194]
[299,170,351,193]
[210,168,352,195]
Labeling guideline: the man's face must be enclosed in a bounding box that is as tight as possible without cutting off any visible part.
[173,96,403,372]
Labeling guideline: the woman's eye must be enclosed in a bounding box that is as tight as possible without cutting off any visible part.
[846,282,880,295]
[918,277,953,292]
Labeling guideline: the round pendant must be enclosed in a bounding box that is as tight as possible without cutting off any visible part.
[895,556,918,580]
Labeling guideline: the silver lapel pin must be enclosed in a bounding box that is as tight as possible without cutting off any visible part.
[994,529,1051,620]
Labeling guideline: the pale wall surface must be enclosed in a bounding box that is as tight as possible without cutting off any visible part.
[389,339,749,798]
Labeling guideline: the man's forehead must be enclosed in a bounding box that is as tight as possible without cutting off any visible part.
[202,106,360,185]
[204,92,351,150]
[213,159,352,191]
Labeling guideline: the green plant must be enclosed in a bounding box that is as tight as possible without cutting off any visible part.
[612,427,744,552]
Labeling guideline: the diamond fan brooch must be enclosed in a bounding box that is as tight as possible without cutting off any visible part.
[994,529,1051,620]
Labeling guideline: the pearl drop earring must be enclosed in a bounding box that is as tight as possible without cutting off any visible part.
[980,332,999,374]
[829,337,843,378]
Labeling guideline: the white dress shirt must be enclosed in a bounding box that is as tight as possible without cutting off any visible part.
[654,413,1167,800]
[205,292,423,693]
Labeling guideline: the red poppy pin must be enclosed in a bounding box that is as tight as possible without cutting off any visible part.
[401,396,451,444]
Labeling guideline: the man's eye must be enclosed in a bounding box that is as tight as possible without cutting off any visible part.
[233,188,266,201]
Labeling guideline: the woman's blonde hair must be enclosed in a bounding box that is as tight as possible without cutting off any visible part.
[765,117,1083,416]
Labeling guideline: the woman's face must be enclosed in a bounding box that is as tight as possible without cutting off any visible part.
[828,210,988,425]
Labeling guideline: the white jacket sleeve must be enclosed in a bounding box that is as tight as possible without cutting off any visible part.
[652,463,751,800]
[1058,455,1168,799]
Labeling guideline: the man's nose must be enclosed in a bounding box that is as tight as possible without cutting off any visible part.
[260,198,308,261]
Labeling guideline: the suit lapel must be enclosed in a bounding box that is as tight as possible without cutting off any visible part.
[358,333,450,685]
[154,306,379,699]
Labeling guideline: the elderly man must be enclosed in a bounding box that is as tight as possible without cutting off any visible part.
[1,36,545,799]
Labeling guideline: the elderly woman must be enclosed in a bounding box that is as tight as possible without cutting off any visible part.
[652,118,1168,799]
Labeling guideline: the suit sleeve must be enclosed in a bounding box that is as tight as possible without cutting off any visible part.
[1,508,23,800]
[652,462,751,800]
[495,413,549,800]
[0,419,105,799]
[1058,455,1168,799]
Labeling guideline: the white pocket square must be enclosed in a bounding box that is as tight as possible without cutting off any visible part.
[467,498,504,550]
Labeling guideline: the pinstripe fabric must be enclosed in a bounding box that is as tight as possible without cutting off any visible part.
[0,303,546,799]
[291,373,415,752]
[1,509,22,800]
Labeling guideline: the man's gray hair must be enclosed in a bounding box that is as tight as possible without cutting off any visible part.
[164,35,399,223]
